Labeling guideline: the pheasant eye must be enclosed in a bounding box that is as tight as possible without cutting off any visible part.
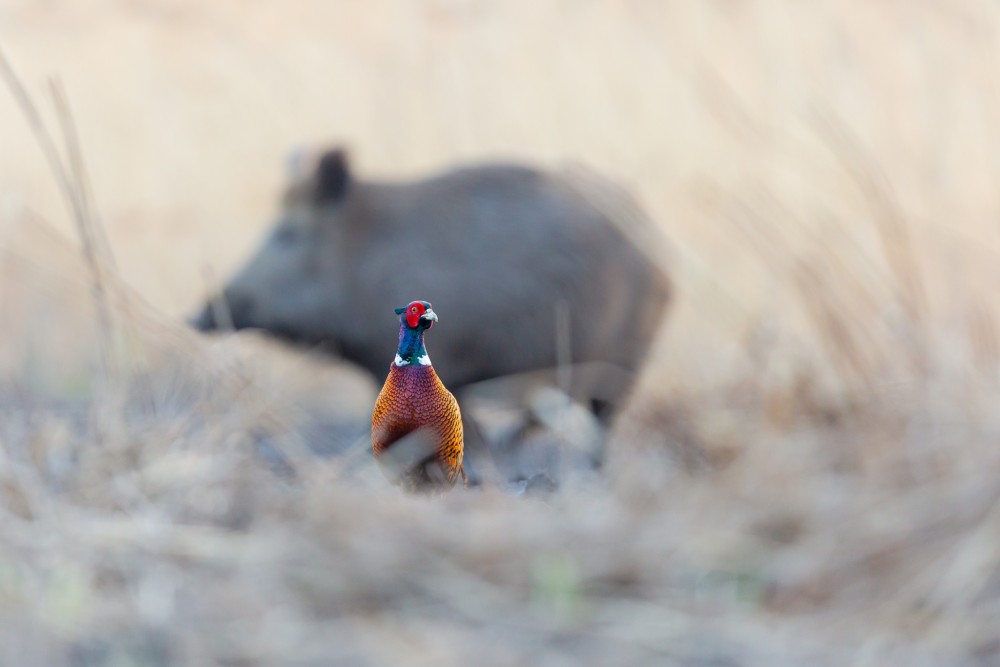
[410,306,418,313]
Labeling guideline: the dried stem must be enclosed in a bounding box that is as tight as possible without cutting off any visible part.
[0,49,115,380]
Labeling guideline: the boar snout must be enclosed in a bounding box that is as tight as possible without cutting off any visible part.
[189,303,217,331]
[189,292,254,332]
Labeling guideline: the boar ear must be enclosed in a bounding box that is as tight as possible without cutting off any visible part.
[315,148,351,204]
[394,307,406,315]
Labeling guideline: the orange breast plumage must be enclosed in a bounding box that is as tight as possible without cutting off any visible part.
[372,363,465,489]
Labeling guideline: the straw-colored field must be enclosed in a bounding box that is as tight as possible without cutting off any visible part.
[1,1,999,665]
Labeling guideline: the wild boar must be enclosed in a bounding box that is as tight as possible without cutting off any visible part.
[192,149,670,452]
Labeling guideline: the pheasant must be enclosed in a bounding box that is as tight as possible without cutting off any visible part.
[371,300,465,490]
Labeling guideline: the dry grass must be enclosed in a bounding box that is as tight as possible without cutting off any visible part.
[1,1,999,665]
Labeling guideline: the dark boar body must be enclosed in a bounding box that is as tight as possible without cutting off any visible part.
[193,149,670,429]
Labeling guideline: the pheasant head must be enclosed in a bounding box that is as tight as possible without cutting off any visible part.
[392,300,438,366]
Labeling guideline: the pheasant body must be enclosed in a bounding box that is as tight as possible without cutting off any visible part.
[372,301,464,489]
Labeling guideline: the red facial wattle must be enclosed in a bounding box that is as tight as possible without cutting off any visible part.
[405,302,425,328]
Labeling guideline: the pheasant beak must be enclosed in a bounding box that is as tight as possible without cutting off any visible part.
[420,308,438,324]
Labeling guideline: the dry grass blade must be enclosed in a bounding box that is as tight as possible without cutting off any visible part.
[0,49,115,379]
[48,76,117,272]
[808,105,929,372]
[792,256,878,390]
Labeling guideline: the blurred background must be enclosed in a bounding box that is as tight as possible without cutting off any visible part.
[1,1,999,665]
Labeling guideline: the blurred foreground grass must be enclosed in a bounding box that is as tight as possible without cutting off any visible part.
[1,1,1000,665]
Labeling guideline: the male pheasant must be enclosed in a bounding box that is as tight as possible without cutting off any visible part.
[371,300,465,490]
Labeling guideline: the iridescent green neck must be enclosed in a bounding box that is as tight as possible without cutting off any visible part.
[395,321,430,366]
